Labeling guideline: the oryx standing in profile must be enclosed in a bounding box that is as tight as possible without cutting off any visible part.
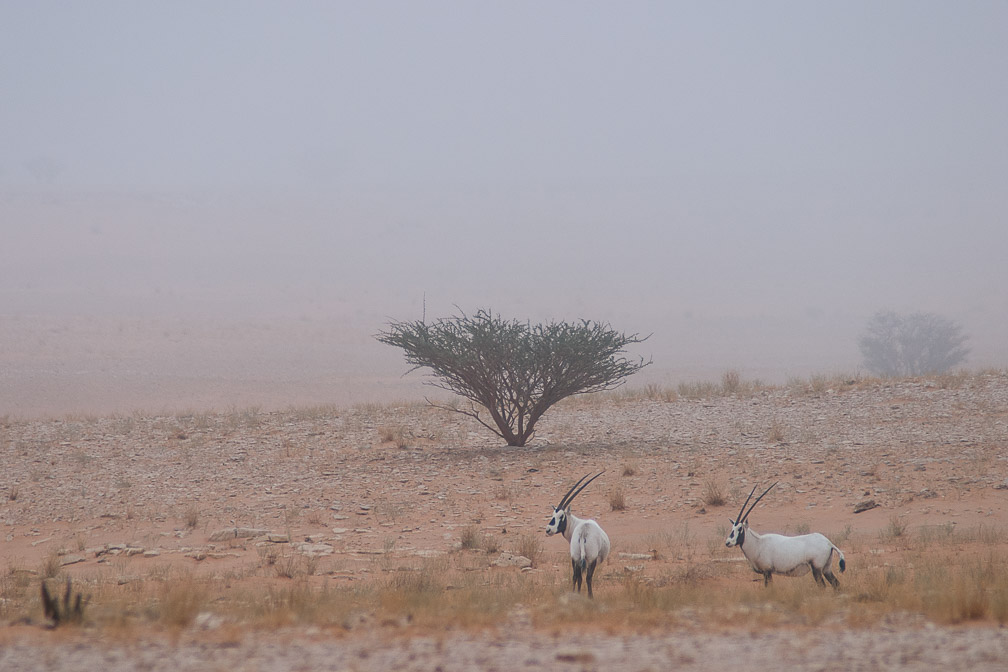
[545,471,611,598]
[725,482,846,588]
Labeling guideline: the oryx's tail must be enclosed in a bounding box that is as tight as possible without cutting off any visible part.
[578,531,588,571]
[834,545,846,573]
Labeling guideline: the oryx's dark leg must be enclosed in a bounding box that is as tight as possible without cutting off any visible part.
[824,568,840,589]
[763,571,773,586]
[812,565,826,586]
[585,560,598,599]
[571,558,582,592]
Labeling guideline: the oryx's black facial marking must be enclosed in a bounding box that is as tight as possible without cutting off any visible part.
[546,507,568,536]
[725,519,746,547]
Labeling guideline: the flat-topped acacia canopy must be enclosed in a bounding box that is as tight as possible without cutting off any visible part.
[377,308,650,447]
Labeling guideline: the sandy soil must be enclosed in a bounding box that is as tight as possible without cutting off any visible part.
[2,372,1008,670]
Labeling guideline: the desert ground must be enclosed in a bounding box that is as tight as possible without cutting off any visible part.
[2,371,1008,670]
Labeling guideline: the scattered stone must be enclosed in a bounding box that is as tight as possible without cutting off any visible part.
[208,527,270,542]
[193,612,224,631]
[854,499,878,513]
[555,649,596,664]
[267,533,290,543]
[235,527,270,539]
[297,542,334,557]
[994,478,1008,490]
[59,554,85,566]
[208,529,236,542]
[618,552,653,560]
[492,552,531,568]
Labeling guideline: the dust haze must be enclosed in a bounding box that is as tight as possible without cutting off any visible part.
[3,3,1006,418]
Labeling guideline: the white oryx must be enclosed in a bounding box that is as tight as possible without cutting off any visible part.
[545,471,611,598]
[725,482,846,588]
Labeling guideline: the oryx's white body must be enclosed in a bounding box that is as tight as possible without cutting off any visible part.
[726,483,846,588]
[546,472,611,598]
[728,522,846,587]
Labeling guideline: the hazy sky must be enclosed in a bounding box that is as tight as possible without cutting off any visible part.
[2,3,1006,414]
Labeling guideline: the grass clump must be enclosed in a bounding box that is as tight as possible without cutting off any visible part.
[702,480,726,507]
[459,524,483,550]
[609,487,627,511]
[515,533,543,568]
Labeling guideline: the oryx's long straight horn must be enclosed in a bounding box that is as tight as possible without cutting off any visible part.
[735,485,758,523]
[558,471,605,510]
[741,481,778,523]
[556,472,591,509]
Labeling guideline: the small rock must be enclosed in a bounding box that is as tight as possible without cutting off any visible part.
[854,499,878,513]
[208,529,236,542]
[618,552,653,560]
[234,528,269,539]
[297,542,334,557]
[194,612,223,630]
[492,552,532,568]
[555,649,596,664]
[267,533,290,543]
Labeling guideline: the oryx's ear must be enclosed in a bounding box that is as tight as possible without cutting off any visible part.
[728,518,736,525]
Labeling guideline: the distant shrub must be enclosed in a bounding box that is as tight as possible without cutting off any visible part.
[859,310,969,377]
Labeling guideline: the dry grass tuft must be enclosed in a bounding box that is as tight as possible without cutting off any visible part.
[459,524,483,551]
[183,503,200,530]
[677,380,720,400]
[721,369,742,395]
[378,426,411,449]
[515,533,543,568]
[40,549,63,580]
[609,487,627,511]
[702,480,726,507]
[766,420,786,444]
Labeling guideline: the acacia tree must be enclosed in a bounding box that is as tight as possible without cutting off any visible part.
[377,309,650,446]
[858,310,969,377]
